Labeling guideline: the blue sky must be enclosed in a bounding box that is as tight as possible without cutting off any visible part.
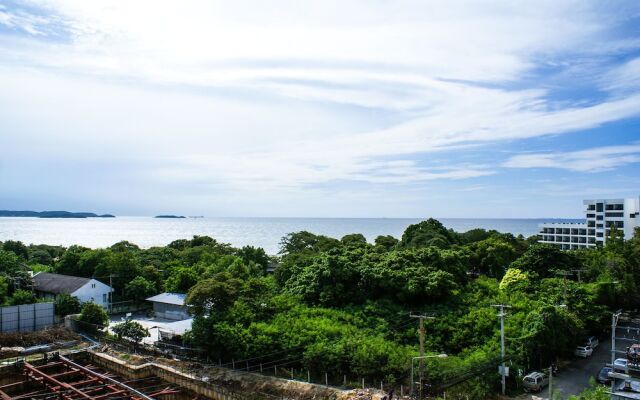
[1,1,640,218]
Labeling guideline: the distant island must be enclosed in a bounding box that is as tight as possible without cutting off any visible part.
[154,215,186,219]
[0,210,115,218]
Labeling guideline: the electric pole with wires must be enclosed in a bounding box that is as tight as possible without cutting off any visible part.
[410,313,435,399]
[491,304,511,395]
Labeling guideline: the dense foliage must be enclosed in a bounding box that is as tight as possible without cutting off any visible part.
[112,320,149,344]
[1,219,639,397]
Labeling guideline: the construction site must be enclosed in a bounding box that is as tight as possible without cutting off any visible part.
[0,330,383,400]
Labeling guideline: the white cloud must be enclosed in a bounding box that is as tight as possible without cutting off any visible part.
[602,57,640,93]
[503,143,640,172]
[1,1,640,215]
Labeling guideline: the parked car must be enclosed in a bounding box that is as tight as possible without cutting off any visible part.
[585,336,599,349]
[575,345,594,358]
[627,344,640,363]
[614,358,629,373]
[597,366,612,384]
[523,371,549,392]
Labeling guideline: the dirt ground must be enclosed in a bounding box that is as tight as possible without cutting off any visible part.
[0,325,79,347]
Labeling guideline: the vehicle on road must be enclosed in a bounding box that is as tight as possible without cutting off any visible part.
[614,358,629,373]
[597,366,612,384]
[574,345,593,358]
[523,371,549,392]
[627,344,640,364]
[585,336,599,349]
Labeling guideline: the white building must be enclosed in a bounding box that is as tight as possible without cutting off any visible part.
[146,293,190,321]
[539,197,640,250]
[33,272,113,309]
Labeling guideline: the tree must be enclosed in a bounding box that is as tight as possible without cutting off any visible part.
[510,244,578,278]
[0,250,22,274]
[278,231,341,255]
[374,235,399,251]
[499,268,530,292]
[29,249,53,266]
[54,294,81,316]
[186,273,242,315]
[124,276,156,302]
[79,302,109,326]
[2,240,29,260]
[400,219,454,248]
[165,267,199,293]
[236,246,270,271]
[8,289,36,305]
[112,320,149,344]
[341,233,367,247]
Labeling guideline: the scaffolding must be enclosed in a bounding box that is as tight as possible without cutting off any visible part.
[0,353,180,399]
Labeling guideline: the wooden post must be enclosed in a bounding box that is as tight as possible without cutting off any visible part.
[362,378,365,389]
[260,363,263,372]
[325,372,328,385]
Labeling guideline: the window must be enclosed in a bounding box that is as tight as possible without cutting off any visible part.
[91,283,96,288]
[103,294,107,303]
[596,232,603,237]
[586,214,595,218]
[596,215,603,220]
[605,212,624,218]
[596,224,603,229]
[596,203,603,212]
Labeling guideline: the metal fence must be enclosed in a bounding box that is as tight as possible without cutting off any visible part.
[0,303,55,332]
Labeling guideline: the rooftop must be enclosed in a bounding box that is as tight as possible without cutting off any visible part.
[146,292,187,306]
[33,272,94,294]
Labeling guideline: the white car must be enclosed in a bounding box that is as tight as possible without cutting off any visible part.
[575,345,593,358]
[614,358,629,373]
[586,336,599,349]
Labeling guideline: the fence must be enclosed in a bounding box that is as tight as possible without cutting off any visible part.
[0,303,55,332]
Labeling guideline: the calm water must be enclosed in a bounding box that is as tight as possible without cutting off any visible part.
[0,217,582,254]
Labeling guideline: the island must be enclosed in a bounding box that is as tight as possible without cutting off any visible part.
[154,215,186,219]
[0,210,115,218]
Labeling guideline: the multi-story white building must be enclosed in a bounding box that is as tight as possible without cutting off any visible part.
[539,197,640,250]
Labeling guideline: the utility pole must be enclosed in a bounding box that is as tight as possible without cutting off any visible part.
[611,310,622,394]
[410,313,434,399]
[555,270,573,306]
[548,365,553,400]
[492,304,511,396]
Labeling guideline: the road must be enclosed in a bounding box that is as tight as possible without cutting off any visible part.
[551,339,610,398]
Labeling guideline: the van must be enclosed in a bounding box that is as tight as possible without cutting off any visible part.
[523,371,549,392]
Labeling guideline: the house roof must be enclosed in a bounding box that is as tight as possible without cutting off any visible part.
[33,272,93,294]
[146,292,186,306]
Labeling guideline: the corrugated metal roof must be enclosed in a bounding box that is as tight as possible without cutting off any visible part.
[33,272,92,294]
[146,292,186,306]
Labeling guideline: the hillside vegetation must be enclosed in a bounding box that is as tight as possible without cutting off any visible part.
[1,219,638,397]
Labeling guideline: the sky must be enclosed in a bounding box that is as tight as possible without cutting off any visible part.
[1,1,640,218]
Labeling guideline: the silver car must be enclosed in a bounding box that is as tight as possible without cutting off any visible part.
[523,371,549,392]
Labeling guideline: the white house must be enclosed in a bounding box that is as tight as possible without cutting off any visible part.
[33,272,113,309]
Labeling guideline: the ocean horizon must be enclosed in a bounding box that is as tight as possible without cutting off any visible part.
[0,216,583,254]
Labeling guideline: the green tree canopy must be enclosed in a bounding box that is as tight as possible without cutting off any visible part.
[112,320,149,344]
[79,302,109,326]
[54,294,81,316]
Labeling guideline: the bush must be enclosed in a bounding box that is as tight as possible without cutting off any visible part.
[54,294,81,316]
[112,320,149,344]
[78,302,109,326]
[8,289,36,305]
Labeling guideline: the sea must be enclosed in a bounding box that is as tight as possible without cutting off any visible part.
[0,217,582,255]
